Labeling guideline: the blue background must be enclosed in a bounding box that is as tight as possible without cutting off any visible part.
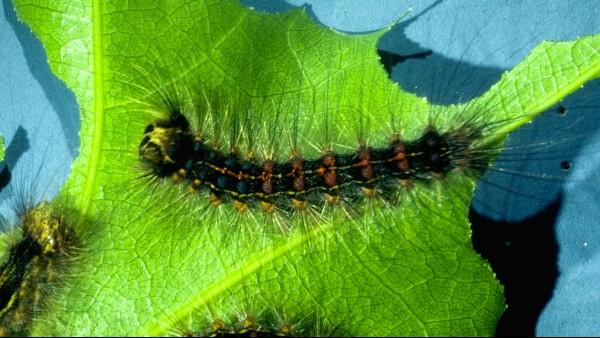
[0,0,599,335]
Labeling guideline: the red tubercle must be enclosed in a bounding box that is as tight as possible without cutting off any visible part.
[290,158,305,192]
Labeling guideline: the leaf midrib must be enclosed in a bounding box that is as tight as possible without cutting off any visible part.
[80,0,104,214]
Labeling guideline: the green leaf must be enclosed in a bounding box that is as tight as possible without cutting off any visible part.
[10,0,600,336]
[0,135,4,162]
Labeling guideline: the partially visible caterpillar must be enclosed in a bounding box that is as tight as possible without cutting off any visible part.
[173,312,329,337]
[0,202,79,336]
[201,317,293,337]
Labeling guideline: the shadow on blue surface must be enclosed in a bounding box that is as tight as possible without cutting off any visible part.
[471,198,561,336]
[2,0,79,158]
[377,3,502,105]
[0,127,29,193]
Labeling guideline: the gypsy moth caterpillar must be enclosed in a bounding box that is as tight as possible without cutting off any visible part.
[0,197,84,336]
[0,123,104,338]
[0,123,88,336]
[184,316,295,337]
[136,86,487,223]
[162,298,332,337]
[0,34,84,331]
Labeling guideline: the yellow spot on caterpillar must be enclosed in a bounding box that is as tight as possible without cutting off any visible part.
[192,179,201,188]
[187,179,203,194]
[171,169,187,184]
[291,198,308,211]
[279,323,293,336]
[208,319,226,337]
[260,201,275,213]
[399,179,414,189]
[239,316,256,334]
[209,193,221,207]
[361,186,377,198]
[233,200,249,213]
[325,193,340,205]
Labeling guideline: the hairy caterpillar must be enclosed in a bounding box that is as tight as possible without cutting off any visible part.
[0,4,83,332]
[127,0,600,233]
[163,303,333,337]
[186,317,293,337]
[0,202,80,336]
[0,147,87,336]
[136,84,488,222]
[0,118,87,336]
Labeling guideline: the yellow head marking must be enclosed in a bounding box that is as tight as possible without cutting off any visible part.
[139,124,177,165]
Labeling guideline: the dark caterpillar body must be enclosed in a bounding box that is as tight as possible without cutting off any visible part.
[139,111,480,214]
[203,318,293,337]
[0,204,76,336]
[0,235,41,317]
